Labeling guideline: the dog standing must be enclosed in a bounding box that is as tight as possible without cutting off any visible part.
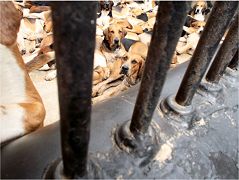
[0,1,45,144]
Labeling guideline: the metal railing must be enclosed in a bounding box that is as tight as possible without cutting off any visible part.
[50,1,238,178]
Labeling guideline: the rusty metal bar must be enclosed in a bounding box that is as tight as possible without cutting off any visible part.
[206,14,238,83]
[175,1,238,106]
[129,2,189,134]
[228,50,238,70]
[51,2,97,178]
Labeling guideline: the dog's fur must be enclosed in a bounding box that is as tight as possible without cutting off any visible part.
[177,21,206,55]
[189,1,212,21]
[0,1,45,144]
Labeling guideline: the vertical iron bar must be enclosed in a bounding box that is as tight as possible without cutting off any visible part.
[51,2,97,178]
[206,14,238,83]
[130,2,189,134]
[175,1,238,106]
[228,50,238,70]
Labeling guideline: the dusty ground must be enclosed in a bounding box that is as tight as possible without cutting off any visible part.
[28,53,191,127]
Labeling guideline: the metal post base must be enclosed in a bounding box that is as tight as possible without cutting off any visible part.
[43,158,103,179]
[114,120,160,167]
[198,79,223,103]
[222,67,239,88]
[160,95,194,129]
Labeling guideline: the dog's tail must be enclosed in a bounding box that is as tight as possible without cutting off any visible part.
[26,51,55,72]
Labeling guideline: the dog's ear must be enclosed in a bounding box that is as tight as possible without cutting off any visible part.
[110,1,114,7]
[103,28,109,39]
[189,5,196,15]
[138,57,145,79]
[203,8,211,15]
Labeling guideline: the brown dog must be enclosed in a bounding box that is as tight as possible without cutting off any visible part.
[0,1,45,144]
[92,40,147,98]
[93,24,128,84]
[92,53,145,103]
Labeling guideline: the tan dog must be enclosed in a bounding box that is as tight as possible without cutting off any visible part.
[0,1,45,144]
[176,21,206,55]
[92,41,147,98]
[101,24,127,62]
[93,24,128,85]
[92,53,145,103]
[25,33,56,81]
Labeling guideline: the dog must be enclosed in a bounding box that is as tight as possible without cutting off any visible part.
[92,40,148,98]
[98,0,114,18]
[176,21,206,55]
[189,1,212,21]
[25,33,56,81]
[0,1,45,144]
[92,53,145,103]
[93,24,128,84]
[97,0,114,27]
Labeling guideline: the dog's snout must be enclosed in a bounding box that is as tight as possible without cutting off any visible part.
[120,65,129,75]
[21,49,26,55]
[114,38,119,44]
[122,65,129,71]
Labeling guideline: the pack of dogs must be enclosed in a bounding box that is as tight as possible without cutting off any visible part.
[0,0,213,144]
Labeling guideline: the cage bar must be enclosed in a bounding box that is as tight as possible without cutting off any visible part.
[206,14,238,83]
[129,2,189,134]
[51,1,97,178]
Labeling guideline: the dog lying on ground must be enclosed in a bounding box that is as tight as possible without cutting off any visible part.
[176,20,206,55]
[92,39,148,98]
[93,23,128,84]
[25,33,56,81]
[92,53,145,104]
[0,1,45,144]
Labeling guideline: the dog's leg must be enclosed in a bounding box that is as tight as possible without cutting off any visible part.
[26,51,55,72]
[176,43,192,55]
[92,83,127,104]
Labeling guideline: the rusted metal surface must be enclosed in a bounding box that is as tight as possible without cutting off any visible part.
[175,1,238,106]
[206,14,238,83]
[51,1,97,178]
[129,2,189,134]
[228,50,238,70]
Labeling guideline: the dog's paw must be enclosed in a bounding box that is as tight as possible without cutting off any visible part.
[45,70,57,81]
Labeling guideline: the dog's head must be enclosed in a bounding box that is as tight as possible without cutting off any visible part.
[99,0,114,11]
[191,21,206,34]
[120,53,145,85]
[103,24,127,51]
[192,1,211,15]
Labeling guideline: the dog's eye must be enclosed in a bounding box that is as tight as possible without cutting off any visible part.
[110,31,114,34]
[123,56,128,61]
[131,60,137,64]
